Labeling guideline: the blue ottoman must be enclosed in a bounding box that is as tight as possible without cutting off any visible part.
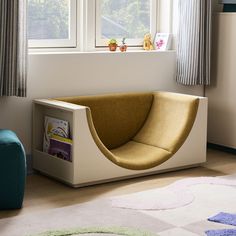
[0,130,26,209]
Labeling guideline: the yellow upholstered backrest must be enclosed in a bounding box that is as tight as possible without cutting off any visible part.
[56,92,153,149]
[133,92,199,153]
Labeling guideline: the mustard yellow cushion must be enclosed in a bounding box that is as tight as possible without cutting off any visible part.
[133,92,199,153]
[56,93,153,149]
[54,91,199,170]
[111,141,171,170]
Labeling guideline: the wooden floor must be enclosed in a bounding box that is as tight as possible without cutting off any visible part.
[1,148,236,219]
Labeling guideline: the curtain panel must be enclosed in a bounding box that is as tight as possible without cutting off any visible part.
[176,0,212,86]
[0,0,27,97]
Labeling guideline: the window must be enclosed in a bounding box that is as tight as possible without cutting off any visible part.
[95,0,157,47]
[28,0,172,50]
[28,0,77,48]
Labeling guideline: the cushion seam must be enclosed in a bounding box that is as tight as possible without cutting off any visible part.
[130,140,172,154]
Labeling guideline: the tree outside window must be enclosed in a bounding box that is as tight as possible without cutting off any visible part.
[28,0,69,40]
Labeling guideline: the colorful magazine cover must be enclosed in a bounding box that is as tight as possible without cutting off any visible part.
[43,116,70,153]
[48,135,72,162]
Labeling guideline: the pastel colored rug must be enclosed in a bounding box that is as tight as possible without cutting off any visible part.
[29,226,156,236]
[208,212,236,226]
[205,229,236,236]
[1,174,236,236]
[111,175,236,210]
[205,212,236,236]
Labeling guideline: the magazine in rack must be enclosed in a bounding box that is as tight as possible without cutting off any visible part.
[43,116,72,162]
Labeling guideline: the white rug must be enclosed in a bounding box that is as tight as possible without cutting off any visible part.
[111,174,236,210]
[1,174,236,236]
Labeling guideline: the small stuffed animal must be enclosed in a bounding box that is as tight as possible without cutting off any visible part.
[143,33,154,51]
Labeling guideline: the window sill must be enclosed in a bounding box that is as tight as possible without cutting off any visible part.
[28,49,176,56]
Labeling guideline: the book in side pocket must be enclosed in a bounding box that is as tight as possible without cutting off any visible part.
[48,135,72,162]
[43,116,70,153]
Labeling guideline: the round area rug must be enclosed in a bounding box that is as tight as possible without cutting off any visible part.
[29,226,157,236]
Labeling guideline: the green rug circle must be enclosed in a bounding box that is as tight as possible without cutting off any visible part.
[29,226,157,236]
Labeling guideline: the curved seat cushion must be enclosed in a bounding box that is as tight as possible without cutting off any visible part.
[56,92,153,149]
[55,92,199,170]
[133,92,199,154]
[111,141,172,170]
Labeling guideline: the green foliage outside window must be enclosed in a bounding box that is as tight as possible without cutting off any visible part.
[27,0,151,41]
[101,0,150,39]
[28,0,69,40]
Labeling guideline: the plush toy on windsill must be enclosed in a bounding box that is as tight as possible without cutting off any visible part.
[143,33,154,51]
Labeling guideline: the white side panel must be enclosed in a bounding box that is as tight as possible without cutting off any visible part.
[206,13,236,148]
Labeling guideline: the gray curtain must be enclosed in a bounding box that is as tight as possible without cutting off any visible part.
[0,0,27,97]
[176,0,212,85]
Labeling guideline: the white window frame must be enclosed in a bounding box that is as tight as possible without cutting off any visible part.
[28,0,77,48]
[95,0,158,48]
[28,0,177,51]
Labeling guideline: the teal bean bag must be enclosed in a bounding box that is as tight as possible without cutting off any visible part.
[0,130,26,209]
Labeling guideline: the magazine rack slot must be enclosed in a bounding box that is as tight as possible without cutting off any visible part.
[33,149,73,184]
[33,103,73,160]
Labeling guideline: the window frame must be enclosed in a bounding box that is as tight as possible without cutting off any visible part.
[28,0,77,48]
[95,0,158,48]
[27,0,175,51]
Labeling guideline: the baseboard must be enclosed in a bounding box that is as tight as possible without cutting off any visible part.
[207,143,236,155]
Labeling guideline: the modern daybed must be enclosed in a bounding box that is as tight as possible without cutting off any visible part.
[32,91,208,187]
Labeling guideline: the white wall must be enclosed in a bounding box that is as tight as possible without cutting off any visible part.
[0,54,204,154]
[0,0,223,154]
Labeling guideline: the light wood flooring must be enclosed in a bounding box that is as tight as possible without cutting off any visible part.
[1,148,236,219]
